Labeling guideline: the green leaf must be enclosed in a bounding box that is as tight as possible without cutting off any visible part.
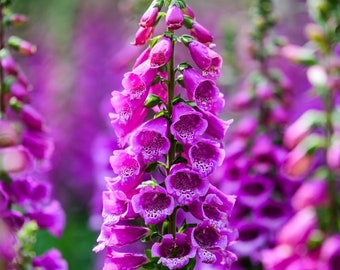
[145,94,161,108]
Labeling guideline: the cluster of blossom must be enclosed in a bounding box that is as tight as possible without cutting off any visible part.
[261,0,340,268]
[0,1,66,269]
[208,0,303,268]
[93,0,238,269]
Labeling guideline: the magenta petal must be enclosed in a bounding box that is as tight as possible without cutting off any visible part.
[139,6,159,28]
[131,117,170,165]
[190,22,213,44]
[149,37,173,68]
[188,139,225,177]
[32,249,67,270]
[165,164,209,205]
[103,248,148,270]
[131,185,174,225]
[109,149,140,181]
[165,5,184,30]
[151,233,196,269]
[171,102,208,144]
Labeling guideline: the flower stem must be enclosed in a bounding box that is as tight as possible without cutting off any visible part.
[166,32,177,238]
[0,2,5,119]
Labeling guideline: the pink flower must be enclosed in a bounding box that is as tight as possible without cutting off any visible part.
[165,5,184,30]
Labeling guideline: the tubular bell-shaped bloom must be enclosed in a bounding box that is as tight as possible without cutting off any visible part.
[190,21,213,44]
[188,139,225,177]
[149,36,173,68]
[131,185,174,225]
[165,5,184,30]
[188,40,223,78]
[151,233,196,270]
[109,149,140,182]
[170,102,208,145]
[130,117,170,165]
[139,5,159,28]
[165,163,209,206]
[103,248,148,270]
[183,67,223,113]
[133,26,154,46]
[32,249,67,270]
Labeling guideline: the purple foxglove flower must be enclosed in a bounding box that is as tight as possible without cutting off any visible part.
[255,81,274,101]
[110,90,148,146]
[1,53,18,75]
[102,190,130,226]
[191,220,229,264]
[94,224,150,252]
[291,179,328,210]
[233,116,257,138]
[199,109,232,142]
[32,248,67,270]
[170,102,208,145]
[109,149,140,182]
[254,199,289,230]
[9,81,29,101]
[105,174,143,199]
[165,5,184,30]
[320,235,340,270]
[238,176,273,208]
[189,184,236,229]
[188,40,222,78]
[2,210,25,231]
[165,163,209,206]
[188,139,225,177]
[191,22,213,44]
[250,135,277,174]
[0,120,18,147]
[0,146,32,174]
[183,68,222,113]
[122,59,157,106]
[133,26,154,46]
[22,131,54,160]
[277,207,317,246]
[327,134,340,170]
[261,244,297,270]
[103,248,148,270]
[139,5,159,28]
[27,200,65,237]
[230,89,254,110]
[133,47,150,69]
[151,233,196,269]
[21,104,43,131]
[0,220,17,264]
[231,221,268,258]
[182,4,195,19]
[130,117,170,165]
[131,185,174,225]
[149,37,172,69]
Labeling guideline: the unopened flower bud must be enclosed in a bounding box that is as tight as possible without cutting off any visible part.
[305,23,325,43]
[256,81,274,101]
[182,4,195,19]
[327,134,340,170]
[190,22,213,44]
[4,13,28,26]
[132,27,154,46]
[0,120,18,147]
[139,5,159,28]
[280,44,316,65]
[21,104,43,131]
[307,65,328,88]
[0,146,32,174]
[0,49,18,75]
[8,36,37,56]
[8,80,29,101]
[166,5,184,30]
[149,36,172,68]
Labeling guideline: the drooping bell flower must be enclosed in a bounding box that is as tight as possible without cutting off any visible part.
[149,36,173,69]
[130,117,170,165]
[139,5,159,28]
[191,21,213,44]
[183,68,223,113]
[110,90,148,146]
[101,190,130,226]
[103,248,148,270]
[165,5,184,30]
[165,163,209,206]
[133,26,154,46]
[188,40,223,78]
[0,146,32,174]
[109,149,140,182]
[170,102,208,145]
[188,139,225,177]
[32,249,67,270]
[131,185,174,225]
[21,104,43,131]
[191,220,229,264]
[0,120,18,147]
[151,233,196,269]
[94,224,150,252]
[21,131,54,160]
[122,59,157,106]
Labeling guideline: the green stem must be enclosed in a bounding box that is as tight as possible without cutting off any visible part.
[166,33,177,238]
[0,2,5,118]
